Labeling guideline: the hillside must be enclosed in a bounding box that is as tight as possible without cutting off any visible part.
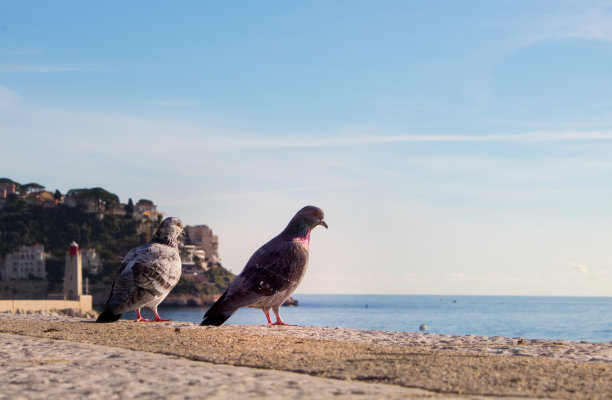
[0,178,235,303]
[0,194,141,287]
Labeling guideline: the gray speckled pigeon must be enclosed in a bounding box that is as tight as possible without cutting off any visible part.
[201,205,327,326]
[96,217,184,323]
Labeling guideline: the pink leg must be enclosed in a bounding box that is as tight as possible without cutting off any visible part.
[263,309,273,325]
[135,309,150,322]
[152,311,171,322]
[272,308,294,326]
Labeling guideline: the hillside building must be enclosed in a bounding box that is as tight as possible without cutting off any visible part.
[180,245,208,273]
[0,181,17,199]
[0,244,46,280]
[25,190,57,207]
[109,203,127,217]
[81,248,103,275]
[187,225,219,260]
[134,199,163,221]
[0,241,93,313]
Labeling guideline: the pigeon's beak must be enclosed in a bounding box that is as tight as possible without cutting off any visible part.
[320,220,328,229]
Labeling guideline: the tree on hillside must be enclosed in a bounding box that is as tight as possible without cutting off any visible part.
[125,198,134,218]
[66,187,119,213]
[21,183,45,194]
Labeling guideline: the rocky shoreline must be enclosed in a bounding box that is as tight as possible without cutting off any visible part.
[161,293,221,307]
[2,313,611,399]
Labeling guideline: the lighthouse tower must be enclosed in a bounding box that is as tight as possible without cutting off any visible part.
[64,241,83,300]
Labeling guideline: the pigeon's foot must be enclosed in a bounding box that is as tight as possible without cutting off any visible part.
[271,309,293,326]
[152,316,171,322]
[135,309,150,322]
[264,309,295,325]
[270,321,295,326]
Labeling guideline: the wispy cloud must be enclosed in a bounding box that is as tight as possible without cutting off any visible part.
[6,104,612,152]
[549,5,612,42]
[166,183,355,205]
[138,100,200,107]
[484,4,612,76]
[569,262,589,275]
[206,130,612,150]
[0,64,111,73]
[502,4,612,54]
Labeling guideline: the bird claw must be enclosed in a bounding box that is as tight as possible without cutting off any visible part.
[152,317,172,322]
[135,317,151,322]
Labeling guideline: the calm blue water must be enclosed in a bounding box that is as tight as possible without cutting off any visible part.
[124,295,612,343]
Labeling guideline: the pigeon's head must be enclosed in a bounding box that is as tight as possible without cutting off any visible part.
[297,205,328,229]
[152,217,185,248]
[283,205,328,238]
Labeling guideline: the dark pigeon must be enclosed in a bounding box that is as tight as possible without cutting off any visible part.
[201,205,327,326]
[96,217,184,323]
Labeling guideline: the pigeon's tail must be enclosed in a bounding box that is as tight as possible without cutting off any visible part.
[200,312,232,326]
[200,289,235,326]
[96,310,122,323]
[96,280,124,323]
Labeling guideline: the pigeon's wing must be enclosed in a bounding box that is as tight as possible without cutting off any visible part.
[241,239,309,296]
[204,238,308,317]
[114,247,181,314]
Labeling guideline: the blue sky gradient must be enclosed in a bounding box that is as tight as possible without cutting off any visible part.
[2,1,612,295]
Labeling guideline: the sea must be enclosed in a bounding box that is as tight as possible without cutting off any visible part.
[123,295,612,343]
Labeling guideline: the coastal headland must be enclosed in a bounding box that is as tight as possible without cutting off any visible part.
[1,313,611,399]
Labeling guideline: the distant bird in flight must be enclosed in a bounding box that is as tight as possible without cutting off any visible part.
[201,205,327,326]
[96,217,184,323]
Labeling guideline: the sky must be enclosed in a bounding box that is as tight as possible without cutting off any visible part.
[2,1,612,296]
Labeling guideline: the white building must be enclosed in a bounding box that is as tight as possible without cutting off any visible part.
[179,245,208,272]
[134,199,164,221]
[180,245,196,265]
[1,244,46,280]
[186,225,219,260]
[81,248,103,275]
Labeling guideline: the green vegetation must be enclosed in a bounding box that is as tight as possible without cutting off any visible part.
[125,198,134,217]
[21,183,45,194]
[0,194,142,286]
[66,187,119,212]
[172,264,235,296]
[0,179,236,298]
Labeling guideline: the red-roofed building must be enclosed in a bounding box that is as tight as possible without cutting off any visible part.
[0,181,17,199]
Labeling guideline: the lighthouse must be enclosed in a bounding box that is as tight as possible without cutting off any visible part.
[64,241,83,300]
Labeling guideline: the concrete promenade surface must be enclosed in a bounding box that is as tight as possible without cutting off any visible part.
[0,296,93,314]
[1,313,611,399]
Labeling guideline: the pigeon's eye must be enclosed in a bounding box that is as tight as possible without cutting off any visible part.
[313,211,318,216]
